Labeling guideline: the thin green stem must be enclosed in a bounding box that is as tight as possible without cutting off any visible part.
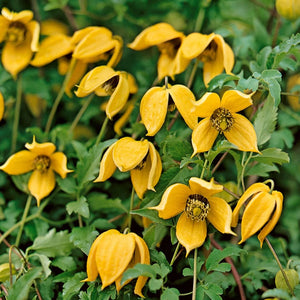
[15,195,32,247]
[192,248,198,300]
[11,75,22,154]
[265,237,295,296]
[240,152,253,192]
[95,116,109,145]
[127,187,135,230]
[45,58,77,135]
[194,4,206,32]
[170,242,181,266]
[200,158,208,179]
[187,60,199,89]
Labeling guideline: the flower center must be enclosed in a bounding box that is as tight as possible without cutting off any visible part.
[6,21,27,45]
[134,155,147,171]
[102,75,119,94]
[210,107,234,132]
[159,38,181,58]
[34,155,51,173]
[185,194,210,221]
[198,41,217,62]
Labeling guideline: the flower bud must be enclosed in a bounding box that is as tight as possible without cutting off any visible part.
[276,0,300,21]
[0,263,16,282]
[275,268,299,293]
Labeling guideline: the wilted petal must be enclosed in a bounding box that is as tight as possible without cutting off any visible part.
[50,152,72,178]
[189,177,223,198]
[221,90,253,113]
[0,91,4,120]
[176,213,207,256]
[194,92,221,118]
[25,137,56,156]
[2,7,33,23]
[224,113,259,152]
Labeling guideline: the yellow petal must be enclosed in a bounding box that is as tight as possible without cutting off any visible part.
[207,196,235,235]
[113,137,149,172]
[24,94,47,118]
[221,90,253,113]
[0,150,36,175]
[106,36,123,68]
[94,143,117,182]
[28,169,56,205]
[41,19,69,36]
[157,52,176,80]
[140,86,168,136]
[27,20,40,52]
[223,42,235,74]
[191,118,219,155]
[0,16,9,43]
[194,92,221,118]
[147,143,162,191]
[25,137,56,156]
[149,183,191,219]
[224,113,259,152]
[189,177,223,198]
[31,34,73,66]
[113,99,135,135]
[239,191,276,244]
[2,7,33,23]
[169,84,198,129]
[258,191,283,247]
[231,183,270,227]
[176,213,207,256]
[95,230,136,290]
[50,152,72,178]
[172,44,191,75]
[71,26,111,45]
[127,73,138,94]
[0,91,4,120]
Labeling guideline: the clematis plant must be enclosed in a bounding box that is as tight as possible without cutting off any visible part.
[0,91,4,121]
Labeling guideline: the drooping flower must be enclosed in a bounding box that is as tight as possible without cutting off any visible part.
[180,32,234,86]
[94,137,162,199]
[24,94,47,118]
[75,66,130,119]
[0,92,4,121]
[191,90,259,154]
[0,7,40,78]
[231,182,283,247]
[140,84,199,136]
[149,177,235,255]
[128,22,190,80]
[0,137,72,205]
[286,73,300,111]
[83,229,150,298]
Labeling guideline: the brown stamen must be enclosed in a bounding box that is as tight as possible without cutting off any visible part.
[34,155,51,173]
[210,107,234,133]
[6,21,27,44]
[185,194,210,221]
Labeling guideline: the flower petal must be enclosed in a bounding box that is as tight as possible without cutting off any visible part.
[50,152,72,178]
[28,169,56,205]
[0,91,4,121]
[2,7,33,23]
[207,196,235,235]
[27,20,40,52]
[140,86,168,136]
[157,52,176,80]
[41,19,69,36]
[224,113,259,152]
[194,92,221,118]
[258,191,283,247]
[223,42,235,73]
[189,177,223,198]
[176,213,207,256]
[0,16,9,43]
[114,99,135,135]
[107,36,123,68]
[147,143,162,191]
[113,137,149,172]
[239,191,276,244]
[191,118,219,155]
[25,137,56,156]
[221,90,253,113]
[149,183,191,219]
[0,150,36,175]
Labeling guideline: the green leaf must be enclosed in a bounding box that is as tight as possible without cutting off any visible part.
[92,218,116,230]
[11,173,31,195]
[161,135,193,160]
[262,288,291,300]
[143,223,168,249]
[130,207,173,226]
[8,267,43,300]
[245,163,278,177]
[208,74,239,91]
[121,263,157,285]
[269,128,295,149]
[52,256,76,272]
[44,0,69,11]
[250,46,272,73]
[161,288,180,300]
[33,254,52,278]
[252,148,290,166]
[62,272,86,300]
[203,283,223,300]
[88,193,128,213]
[148,278,163,291]
[66,196,90,218]
[56,176,77,194]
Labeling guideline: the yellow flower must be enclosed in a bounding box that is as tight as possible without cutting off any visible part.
[140,84,199,136]
[128,22,190,80]
[75,66,130,119]
[0,92,4,121]
[0,137,72,205]
[276,0,300,20]
[286,73,300,111]
[83,229,150,298]
[24,94,47,118]
[191,90,259,154]
[94,137,162,199]
[150,178,235,255]
[0,7,40,78]
[231,182,283,247]
[180,32,234,86]
[40,19,69,36]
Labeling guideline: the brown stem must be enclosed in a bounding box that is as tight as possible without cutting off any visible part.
[63,6,78,31]
[272,13,282,48]
[211,152,228,175]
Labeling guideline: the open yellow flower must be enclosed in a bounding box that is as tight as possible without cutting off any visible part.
[191,90,259,154]
[83,229,150,298]
[0,137,72,205]
[0,7,40,78]
[128,22,190,80]
[150,178,235,255]
[180,32,234,86]
[140,84,199,136]
[94,137,162,199]
[232,182,283,247]
[0,92,4,121]
[75,65,130,119]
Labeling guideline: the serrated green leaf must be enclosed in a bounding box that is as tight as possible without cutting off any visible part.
[121,263,157,285]
[33,254,52,278]
[130,207,173,226]
[52,256,76,272]
[161,288,180,300]
[252,148,290,165]
[262,288,291,300]
[162,135,193,160]
[62,272,86,300]
[92,218,116,230]
[245,163,278,177]
[269,128,294,149]
[56,176,77,194]
[148,278,163,291]
[88,194,128,213]
[210,262,231,273]
[268,78,282,106]
[208,74,239,91]
[66,196,90,218]
[143,223,168,249]
[250,46,272,73]
[203,283,223,300]
[11,173,31,194]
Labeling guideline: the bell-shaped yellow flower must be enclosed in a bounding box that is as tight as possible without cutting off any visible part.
[181,32,234,86]
[83,229,150,298]
[94,137,162,199]
[232,183,283,247]
[128,22,190,80]
[0,137,72,205]
[75,65,130,119]
[150,178,235,255]
[0,92,4,121]
[140,84,199,136]
[40,19,69,36]
[191,90,259,154]
[0,7,40,78]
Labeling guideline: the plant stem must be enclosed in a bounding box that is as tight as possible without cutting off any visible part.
[170,242,181,266]
[95,116,109,145]
[192,248,198,300]
[265,237,295,296]
[211,152,228,175]
[200,158,208,179]
[127,187,135,230]
[11,75,22,154]
[45,58,77,135]
[15,195,32,247]
[240,152,253,192]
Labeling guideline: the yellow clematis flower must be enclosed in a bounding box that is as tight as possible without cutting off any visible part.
[191,90,259,154]
[94,137,162,199]
[0,7,40,78]
[231,182,283,247]
[0,92,4,121]
[83,229,150,298]
[128,22,190,80]
[40,19,69,36]
[0,137,72,206]
[180,32,234,86]
[140,84,199,136]
[75,65,130,119]
[149,177,235,255]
